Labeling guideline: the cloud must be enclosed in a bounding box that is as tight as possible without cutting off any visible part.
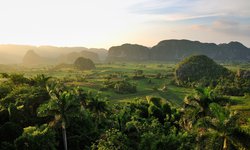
[211,20,250,37]
[129,0,250,22]
[190,24,207,30]
[163,13,224,21]
[190,19,250,38]
[129,0,186,14]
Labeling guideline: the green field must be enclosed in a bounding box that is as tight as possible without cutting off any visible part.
[2,62,249,111]
[1,61,250,149]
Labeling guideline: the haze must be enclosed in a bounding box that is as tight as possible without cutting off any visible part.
[0,0,249,48]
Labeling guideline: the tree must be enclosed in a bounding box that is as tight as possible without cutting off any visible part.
[182,87,229,129]
[0,122,23,143]
[30,74,51,87]
[92,128,130,150]
[37,82,81,150]
[133,70,145,80]
[139,131,194,150]
[114,80,137,94]
[86,95,108,130]
[8,73,30,85]
[74,57,95,70]
[74,87,88,109]
[1,85,50,125]
[0,82,12,99]
[0,73,9,78]
[14,124,57,150]
[197,103,250,150]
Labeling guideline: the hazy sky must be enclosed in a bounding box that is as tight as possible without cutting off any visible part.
[0,0,249,48]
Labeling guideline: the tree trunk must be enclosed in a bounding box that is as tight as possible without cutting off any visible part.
[223,137,227,150]
[62,122,68,150]
[118,118,122,131]
[95,112,100,131]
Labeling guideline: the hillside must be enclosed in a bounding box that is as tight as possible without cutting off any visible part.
[151,40,219,61]
[175,55,231,86]
[57,51,100,63]
[0,45,108,64]
[107,44,150,61]
[107,40,250,62]
[22,50,100,66]
[1,40,250,64]
[22,50,54,65]
[0,45,34,64]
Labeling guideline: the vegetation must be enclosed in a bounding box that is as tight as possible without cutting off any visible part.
[114,80,137,94]
[106,40,250,62]
[174,55,250,97]
[74,57,96,70]
[175,55,230,86]
[108,44,149,61]
[0,57,250,149]
[215,69,250,96]
[1,40,250,65]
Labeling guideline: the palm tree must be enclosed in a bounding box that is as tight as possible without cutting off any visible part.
[9,73,30,85]
[37,82,80,150]
[182,87,229,129]
[197,103,250,150]
[184,87,214,115]
[74,87,88,110]
[146,96,175,125]
[30,74,51,87]
[86,95,108,130]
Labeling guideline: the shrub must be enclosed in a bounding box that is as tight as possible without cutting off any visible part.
[14,124,57,150]
[114,80,137,94]
[74,57,95,70]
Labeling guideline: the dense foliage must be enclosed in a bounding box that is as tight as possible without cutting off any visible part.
[0,71,249,150]
[101,79,137,94]
[174,55,250,96]
[74,57,96,70]
[114,80,137,94]
[214,69,250,96]
[175,55,230,86]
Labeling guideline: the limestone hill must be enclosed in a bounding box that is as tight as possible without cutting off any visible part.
[175,55,231,86]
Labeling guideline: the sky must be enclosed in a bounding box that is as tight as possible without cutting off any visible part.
[0,0,249,49]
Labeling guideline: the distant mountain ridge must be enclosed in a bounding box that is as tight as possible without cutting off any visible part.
[107,40,250,61]
[0,44,108,64]
[0,40,250,64]
[22,50,53,65]
[57,50,100,64]
[22,49,101,66]
[108,44,149,61]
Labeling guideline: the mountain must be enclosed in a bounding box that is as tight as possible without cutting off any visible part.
[0,52,21,64]
[1,40,250,64]
[0,44,108,64]
[107,44,150,61]
[89,48,108,61]
[217,42,250,60]
[0,45,34,64]
[151,40,219,61]
[57,50,100,63]
[22,50,101,66]
[22,50,54,65]
[107,40,250,61]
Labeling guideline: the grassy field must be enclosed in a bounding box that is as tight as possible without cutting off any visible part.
[1,62,250,112]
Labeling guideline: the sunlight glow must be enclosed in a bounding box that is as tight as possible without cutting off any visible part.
[0,0,249,48]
